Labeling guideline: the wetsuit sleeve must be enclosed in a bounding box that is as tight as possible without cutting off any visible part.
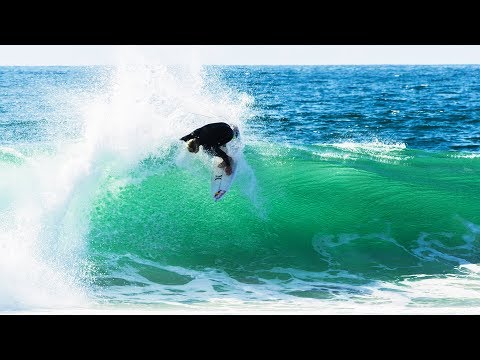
[180,129,200,142]
[211,146,231,167]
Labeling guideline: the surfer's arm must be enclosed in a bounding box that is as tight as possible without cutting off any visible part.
[180,133,194,142]
[180,129,201,142]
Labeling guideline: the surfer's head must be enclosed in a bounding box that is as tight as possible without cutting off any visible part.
[186,138,200,153]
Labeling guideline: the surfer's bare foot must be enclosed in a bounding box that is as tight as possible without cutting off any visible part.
[225,166,232,175]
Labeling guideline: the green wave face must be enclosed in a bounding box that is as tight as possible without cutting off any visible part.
[87,142,480,294]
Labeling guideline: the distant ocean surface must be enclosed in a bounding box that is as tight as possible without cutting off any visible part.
[1,65,479,314]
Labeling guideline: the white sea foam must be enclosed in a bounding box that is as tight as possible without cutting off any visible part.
[449,153,480,159]
[313,139,410,164]
[0,146,28,160]
[0,60,255,311]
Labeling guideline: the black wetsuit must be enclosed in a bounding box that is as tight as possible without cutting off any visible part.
[180,122,234,166]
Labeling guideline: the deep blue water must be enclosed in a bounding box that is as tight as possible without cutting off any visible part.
[212,65,480,151]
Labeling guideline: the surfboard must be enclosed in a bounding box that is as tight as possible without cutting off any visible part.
[211,145,239,202]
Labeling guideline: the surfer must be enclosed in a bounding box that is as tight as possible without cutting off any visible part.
[180,122,240,175]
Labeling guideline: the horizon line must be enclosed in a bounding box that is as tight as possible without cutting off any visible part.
[1,63,479,66]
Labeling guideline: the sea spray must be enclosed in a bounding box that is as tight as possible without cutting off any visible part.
[0,63,256,310]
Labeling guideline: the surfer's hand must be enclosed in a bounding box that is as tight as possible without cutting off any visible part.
[225,165,232,175]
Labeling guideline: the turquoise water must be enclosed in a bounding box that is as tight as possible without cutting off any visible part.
[0,65,479,313]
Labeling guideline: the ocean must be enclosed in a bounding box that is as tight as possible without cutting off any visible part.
[0,64,479,314]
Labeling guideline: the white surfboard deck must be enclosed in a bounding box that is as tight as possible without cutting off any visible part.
[210,143,241,202]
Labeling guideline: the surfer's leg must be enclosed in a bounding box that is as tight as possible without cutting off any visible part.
[218,156,233,168]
